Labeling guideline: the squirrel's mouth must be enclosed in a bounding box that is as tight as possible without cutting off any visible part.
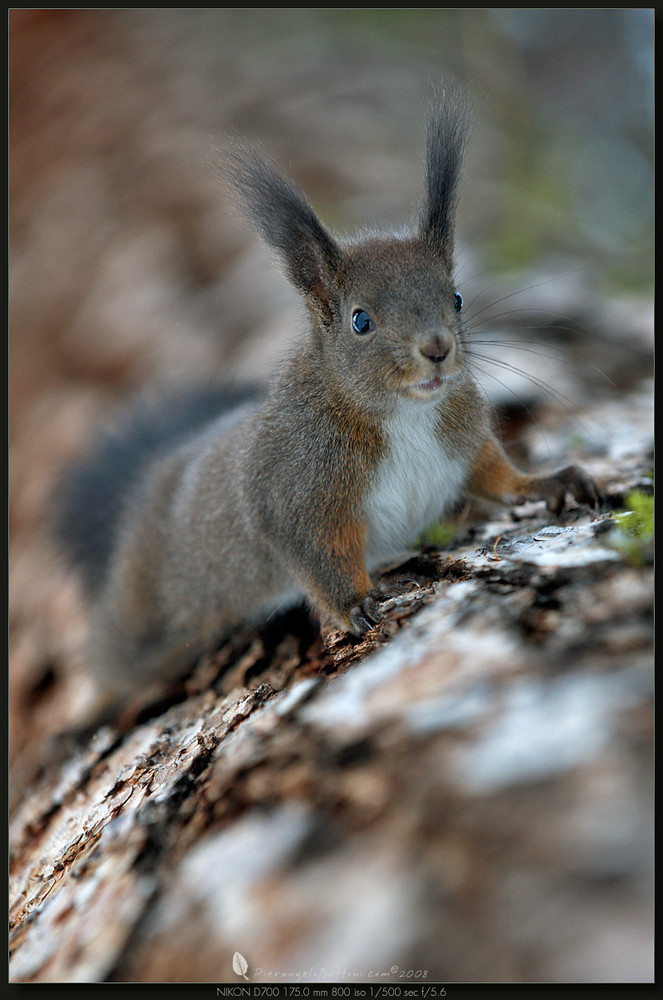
[409,374,446,393]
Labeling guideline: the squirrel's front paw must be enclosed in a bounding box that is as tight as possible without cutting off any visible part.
[530,465,602,516]
[348,592,383,637]
[347,578,418,637]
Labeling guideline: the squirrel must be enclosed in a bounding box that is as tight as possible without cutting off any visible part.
[54,93,601,699]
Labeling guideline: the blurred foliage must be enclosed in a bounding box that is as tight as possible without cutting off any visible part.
[615,490,654,537]
[608,489,655,566]
[148,8,654,293]
[10,8,654,347]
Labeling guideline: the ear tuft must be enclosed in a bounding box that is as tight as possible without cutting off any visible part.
[420,87,471,262]
[224,140,343,317]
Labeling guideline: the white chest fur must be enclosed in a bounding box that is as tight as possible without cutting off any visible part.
[363,402,469,569]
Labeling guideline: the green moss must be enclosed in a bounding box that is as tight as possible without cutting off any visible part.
[615,489,654,537]
[608,489,654,565]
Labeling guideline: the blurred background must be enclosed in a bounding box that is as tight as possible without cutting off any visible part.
[9,10,654,776]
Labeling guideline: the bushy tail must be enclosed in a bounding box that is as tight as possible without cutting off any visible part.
[53,382,263,593]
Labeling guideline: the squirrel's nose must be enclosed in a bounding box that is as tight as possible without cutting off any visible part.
[420,337,451,364]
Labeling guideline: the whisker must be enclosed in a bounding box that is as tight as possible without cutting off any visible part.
[464,359,553,458]
[465,302,616,387]
[461,268,583,327]
[467,316,615,365]
[466,338,615,387]
[464,349,599,438]
[455,268,607,445]
[466,307,592,339]
[466,305,571,327]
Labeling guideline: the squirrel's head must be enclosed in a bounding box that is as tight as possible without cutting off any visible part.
[228,93,469,412]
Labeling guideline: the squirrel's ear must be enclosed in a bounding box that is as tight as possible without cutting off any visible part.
[419,92,469,264]
[226,143,343,321]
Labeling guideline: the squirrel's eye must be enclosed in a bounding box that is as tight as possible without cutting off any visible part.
[453,290,463,313]
[351,309,375,335]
